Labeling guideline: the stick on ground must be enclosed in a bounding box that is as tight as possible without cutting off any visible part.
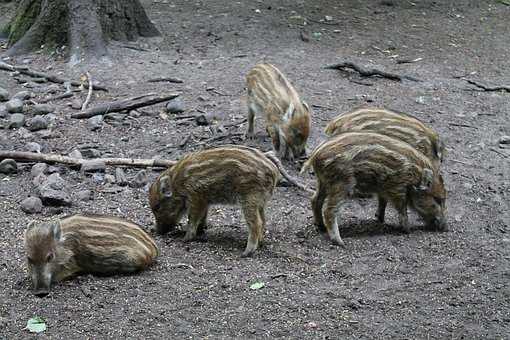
[464,79,510,92]
[71,93,180,119]
[0,61,108,92]
[263,151,315,195]
[148,77,184,84]
[81,72,93,111]
[0,151,176,168]
[325,61,421,82]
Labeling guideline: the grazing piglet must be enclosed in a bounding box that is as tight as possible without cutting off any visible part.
[149,145,280,257]
[324,107,445,169]
[301,132,447,246]
[24,214,159,296]
[246,63,311,160]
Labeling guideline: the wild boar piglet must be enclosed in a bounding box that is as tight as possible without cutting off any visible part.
[246,63,311,160]
[302,132,447,246]
[24,214,159,296]
[325,107,445,169]
[149,145,280,257]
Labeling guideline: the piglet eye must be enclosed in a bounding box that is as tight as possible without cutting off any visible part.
[46,253,54,262]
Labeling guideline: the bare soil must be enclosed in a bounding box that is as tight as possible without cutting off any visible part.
[0,0,509,339]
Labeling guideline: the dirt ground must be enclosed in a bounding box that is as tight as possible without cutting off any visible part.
[1,0,509,339]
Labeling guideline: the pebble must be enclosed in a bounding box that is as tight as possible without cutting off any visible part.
[0,159,17,174]
[115,168,129,186]
[104,174,116,184]
[6,99,23,113]
[166,97,185,114]
[69,149,83,159]
[87,115,103,131]
[12,91,32,100]
[25,142,42,153]
[76,189,92,201]
[38,173,72,206]
[130,170,148,188]
[8,113,25,129]
[27,116,49,131]
[81,160,106,173]
[21,197,43,214]
[32,103,55,115]
[31,163,48,177]
[0,87,9,101]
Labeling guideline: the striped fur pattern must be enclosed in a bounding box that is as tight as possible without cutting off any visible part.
[302,132,447,246]
[246,63,311,160]
[149,145,280,257]
[24,214,158,296]
[324,107,445,169]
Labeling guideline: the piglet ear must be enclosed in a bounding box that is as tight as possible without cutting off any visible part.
[158,176,173,199]
[51,221,62,241]
[283,102,295,122]
[419,168,434,191]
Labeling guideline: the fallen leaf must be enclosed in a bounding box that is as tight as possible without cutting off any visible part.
[250,282,265,290]
[26,317,46,333]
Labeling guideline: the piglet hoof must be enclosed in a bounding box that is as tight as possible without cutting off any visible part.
[241,249,255,258]
[330,237,346,248]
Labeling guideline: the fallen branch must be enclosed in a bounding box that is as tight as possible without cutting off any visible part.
[81,72,93,111]
[39,82,74,104]
[325,61,421,82]
[0,61,108,92]
[148,77,184,84]
[448,123,476,129]
[71,93,180,119]
[0,151,176,168]
[263,151,314,195]
[464,79,510,92]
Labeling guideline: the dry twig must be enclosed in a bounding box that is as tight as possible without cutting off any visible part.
[464,79,510,92]
[325,61,421,82]
[81,72,93,111]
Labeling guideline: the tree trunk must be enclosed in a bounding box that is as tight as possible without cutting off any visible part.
[4,0,160,59]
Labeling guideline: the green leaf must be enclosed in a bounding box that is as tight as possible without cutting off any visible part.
[250,282,265,290]
[26,317,46,333]
[497,0,510,5]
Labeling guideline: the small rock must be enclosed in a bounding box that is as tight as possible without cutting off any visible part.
[69,149,83,159]
[0,159,17,174]
[195,113,214,126]
[0,87,9,101]
[80,147,101,158]
[38,173,72,206]
[300,31,310,42]
[129,110,142,118]
[130,170,148,188]
[25,142,42,153]
[499,135,510,148]
[45,113,57,127]
[47,166,62,174]
[21,197,43,214]
[0,105,7,118]
[31,163,48,177]
[32,104,55,115]
[81,160,106,173]
[27,116,49,131]
[32,173,47,186]
[87,115,103,131]
[76,189,92,201]
[324,15,333,21]
[104,174,116,184]
[6,99,24,113]
[12,91,32,100]
[115,168,129,186]
[92,173,104,183]
[8,113,25,129]
[166,97,185,114]
[70,99,82,110]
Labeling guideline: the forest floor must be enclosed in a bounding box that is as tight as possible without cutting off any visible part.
[0,0,509,339]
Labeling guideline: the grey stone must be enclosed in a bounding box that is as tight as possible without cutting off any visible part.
[81,160,106,173]
[87,115,103,131]
[104,174,116,184]
[6,99,23,113]
[27,116,48,131]
[166,97,185,114]
[80,147,101,158]
[92,173,104,183]
[0,104,7,118]
[21,196,43,214]
[499,135,510,145]
[0,159,17,174]
[38,173,72,206]
[31,163,48,177]
[8,113,25,129]
[195,113,213,126]
[32,173,47,186]
[130,170,148,188]
[115,168,129,186]
[69,149,83,159]
[32,104,55,115]
[26,142,41,153]
[12,91,32,100]
[70,99,82,110]
[47,166,62,174]
[0,87,9,101]
[76,189,92,201]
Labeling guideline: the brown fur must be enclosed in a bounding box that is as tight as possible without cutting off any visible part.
[24,214,158,296]
[324,107,445,169]
[149,145,280,257]
[246,63,311,160]
[302,132,447,246]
